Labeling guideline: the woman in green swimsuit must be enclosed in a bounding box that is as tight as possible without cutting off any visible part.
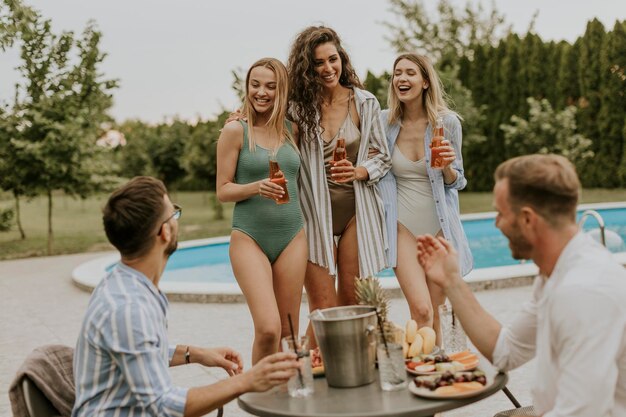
[217,58,307,364]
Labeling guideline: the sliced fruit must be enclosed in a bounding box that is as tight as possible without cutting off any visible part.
[402,340,409,358]
[435,362,456,372]
[452,354,477,363]
[452,381,483,391]
[408,333,424,357]
[312,365,325,376]
[414,364,436,373]
[460,360,479,370]
[448,350,472,360]
[417,326,436,354]
[406,319,418,343]
[434,385,460,395]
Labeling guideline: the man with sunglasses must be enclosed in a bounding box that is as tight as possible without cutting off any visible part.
[73,176,299,417]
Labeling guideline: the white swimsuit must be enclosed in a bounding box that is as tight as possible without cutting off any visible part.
[391,144,441,237]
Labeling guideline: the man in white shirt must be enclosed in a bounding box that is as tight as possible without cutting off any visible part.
[416,154,626,417]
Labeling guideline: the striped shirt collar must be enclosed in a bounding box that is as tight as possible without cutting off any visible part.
[115,262,169,315]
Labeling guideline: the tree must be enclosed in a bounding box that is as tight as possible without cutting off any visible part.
[0,100,35,238]
[2,1,118,254]
[0,0,36,50]
[556,40,581,108]
[500,98,593,169]
[363,70,390,109]
[151,120,191,188]
[115,120,157,178]
[384,0,509,70]
[598,21,626,186]
[181,113,229,219]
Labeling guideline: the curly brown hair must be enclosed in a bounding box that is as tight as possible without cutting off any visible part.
[287,26,363,141]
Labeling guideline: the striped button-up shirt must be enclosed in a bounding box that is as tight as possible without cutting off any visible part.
[298,88,392,277]
[73,263,188,417]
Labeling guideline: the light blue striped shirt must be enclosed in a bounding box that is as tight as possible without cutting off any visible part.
[73,263,188,417]
[377,110,473,276]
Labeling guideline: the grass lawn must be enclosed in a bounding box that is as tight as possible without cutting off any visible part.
[1,189,625,260]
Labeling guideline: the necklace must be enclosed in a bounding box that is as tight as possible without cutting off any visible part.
[322,92,351,107]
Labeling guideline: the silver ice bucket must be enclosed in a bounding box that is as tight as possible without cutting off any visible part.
[310,305,377,388]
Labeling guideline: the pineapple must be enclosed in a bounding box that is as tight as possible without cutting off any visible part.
[355,276,395,344]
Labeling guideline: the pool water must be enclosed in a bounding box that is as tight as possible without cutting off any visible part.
[160,207,626,284]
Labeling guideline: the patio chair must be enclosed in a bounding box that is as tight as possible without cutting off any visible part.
[493,405,537,416]
[8,344,75,417]
[22,376,60,417]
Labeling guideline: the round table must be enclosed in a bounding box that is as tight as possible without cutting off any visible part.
[238,371,508,417]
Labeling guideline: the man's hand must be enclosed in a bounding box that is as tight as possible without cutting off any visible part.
[416,234,461,290]
[241,352,299,393]
[195,347,243,376]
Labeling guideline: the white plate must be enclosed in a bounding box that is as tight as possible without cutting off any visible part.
[408,378,490,400]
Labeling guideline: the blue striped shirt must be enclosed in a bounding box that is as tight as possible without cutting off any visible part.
[73,263,188,417]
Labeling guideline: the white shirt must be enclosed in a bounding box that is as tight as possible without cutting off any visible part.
[492,232,626,417]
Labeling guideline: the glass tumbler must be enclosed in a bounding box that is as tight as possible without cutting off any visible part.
[438,304,468,354]
[376,335,407,391]
[281,335,314,398]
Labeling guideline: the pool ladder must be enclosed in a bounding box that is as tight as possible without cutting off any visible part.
[578,209,606,247]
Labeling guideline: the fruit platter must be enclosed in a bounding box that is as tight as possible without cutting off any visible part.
[409,369,489,399]
[406,350,479,376]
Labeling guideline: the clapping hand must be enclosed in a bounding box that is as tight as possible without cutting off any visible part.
[416,234,461,290]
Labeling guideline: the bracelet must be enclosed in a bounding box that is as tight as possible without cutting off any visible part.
[185,346,191,364]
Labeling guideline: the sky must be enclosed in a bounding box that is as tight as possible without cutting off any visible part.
[1,0,624,123]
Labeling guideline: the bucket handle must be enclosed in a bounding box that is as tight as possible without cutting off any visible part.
[365,324,376,335]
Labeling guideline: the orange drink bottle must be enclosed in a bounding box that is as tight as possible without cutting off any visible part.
[332,130,347,162]
[269,157,290,205]
[430,117,445,169]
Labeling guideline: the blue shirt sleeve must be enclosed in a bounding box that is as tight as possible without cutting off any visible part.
[443,115,467,190]
[105,302,188,417]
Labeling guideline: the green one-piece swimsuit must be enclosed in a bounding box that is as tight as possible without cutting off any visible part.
[231,120,303,263]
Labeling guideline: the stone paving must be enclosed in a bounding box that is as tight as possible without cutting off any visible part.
[0,253,535,417]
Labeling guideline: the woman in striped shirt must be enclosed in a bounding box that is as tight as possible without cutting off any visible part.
[287,26,391,343]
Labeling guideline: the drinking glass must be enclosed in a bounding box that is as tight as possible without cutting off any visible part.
[438,304,468,354]
[281,335,314,398]
[376,335,407,391]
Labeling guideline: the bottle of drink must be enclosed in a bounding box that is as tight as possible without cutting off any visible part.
[332,129,347,163]
[269,152,289,205]
[430,117,445,169]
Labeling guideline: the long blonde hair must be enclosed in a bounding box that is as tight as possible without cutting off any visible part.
[387,53,458,127]
[241,57,294,151]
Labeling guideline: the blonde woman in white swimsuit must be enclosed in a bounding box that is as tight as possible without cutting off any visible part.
[378,53,473,344]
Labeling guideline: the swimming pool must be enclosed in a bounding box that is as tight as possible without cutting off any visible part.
[73,203,626,297]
